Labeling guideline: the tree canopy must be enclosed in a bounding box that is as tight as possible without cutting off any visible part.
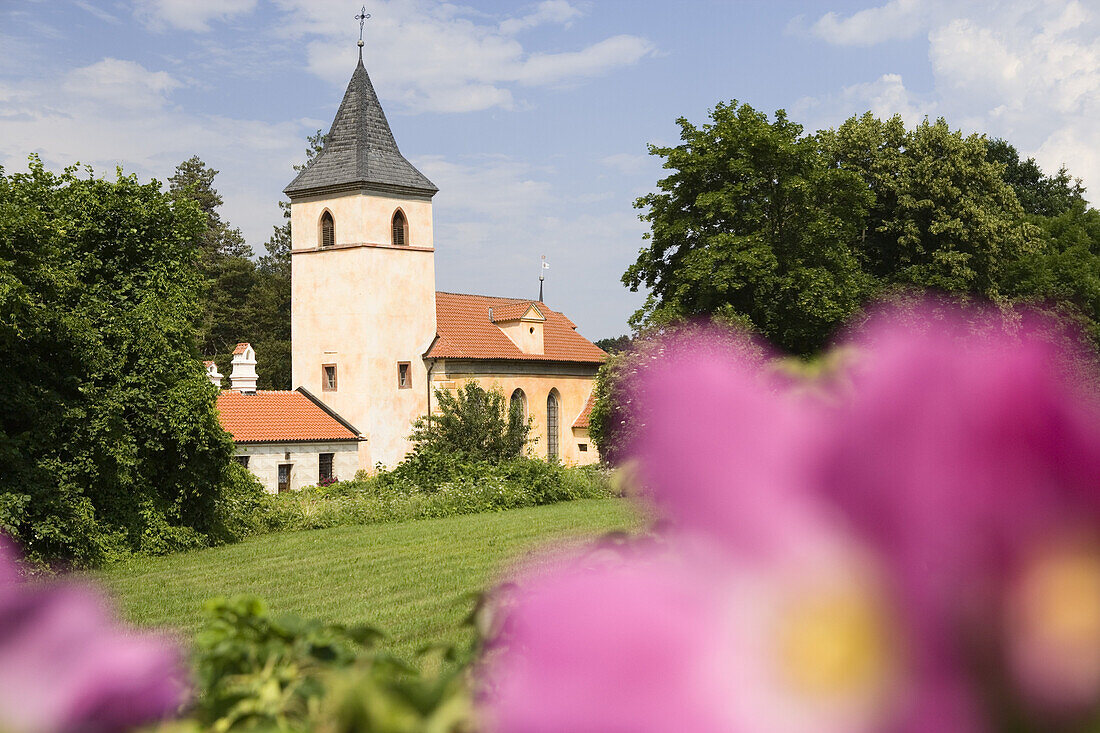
[0,158,245,564]
[623,104,1100,355]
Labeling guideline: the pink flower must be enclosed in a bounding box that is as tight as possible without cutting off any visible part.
[817,308,1100,715]
[481,306,1100,731]
[0,537,188,733]
[484,330,911,733]
[484,536,904,733]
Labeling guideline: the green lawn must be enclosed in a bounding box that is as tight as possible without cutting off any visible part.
[100,498,642,658]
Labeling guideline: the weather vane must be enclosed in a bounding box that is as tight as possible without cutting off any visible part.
[355,6,370,56]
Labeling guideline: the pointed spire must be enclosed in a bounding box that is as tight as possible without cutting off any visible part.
[284,58,437,198]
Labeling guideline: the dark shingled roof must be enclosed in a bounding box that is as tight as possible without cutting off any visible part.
[284,58,437,198]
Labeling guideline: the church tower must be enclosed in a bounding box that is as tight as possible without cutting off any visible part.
[284,53,438,469]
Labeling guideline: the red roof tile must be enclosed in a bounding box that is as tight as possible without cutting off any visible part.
[573,390,597,429]
[216,390,358,443]
[427,292,607,364]
[232,342,251,356]
[490,302,543,322]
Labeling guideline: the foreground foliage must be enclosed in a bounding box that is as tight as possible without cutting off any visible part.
[0,158,246,565]
[190,595,475,733]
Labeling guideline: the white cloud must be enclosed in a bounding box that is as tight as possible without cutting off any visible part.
[63,58,180,111]
[792,73,935,130]
[804,0,1100,201]
[600,153,653,176]
[810,0,929,46]
[514,35,654,86]
[416,153,646,335]
[499,1,582,35]
[274,0,655,113]
[0,55,305,248]
[133,0,258,32]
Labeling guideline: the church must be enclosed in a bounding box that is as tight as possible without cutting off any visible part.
[217,47,606,487]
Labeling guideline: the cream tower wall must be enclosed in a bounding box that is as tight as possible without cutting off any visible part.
[291,188,435,469]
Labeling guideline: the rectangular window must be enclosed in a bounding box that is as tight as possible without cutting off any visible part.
[578,443,588,452]
[323,364,337,391]
[319,453,334,483]
[278,463,292,493]
[397,362,411,389]
[234,455,250,468]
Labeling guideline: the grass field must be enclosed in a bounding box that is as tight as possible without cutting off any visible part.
[100,498,643,658]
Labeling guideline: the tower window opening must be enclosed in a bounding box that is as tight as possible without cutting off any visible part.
[392,210,407,247]
[320,211,335,249]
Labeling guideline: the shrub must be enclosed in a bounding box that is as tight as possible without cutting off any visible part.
[190,594,477,732]
[260,460,615,533]
[408,381,532,463]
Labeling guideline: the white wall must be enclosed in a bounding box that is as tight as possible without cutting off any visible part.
[234,441,360,493]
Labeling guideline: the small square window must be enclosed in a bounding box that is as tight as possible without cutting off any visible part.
[234,455,250,468]
[319,453,334,483]
[578,443,588,452]
[397,362,411,389]
[323,364,337,391]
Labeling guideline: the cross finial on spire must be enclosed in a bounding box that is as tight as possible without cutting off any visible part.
[355,6,370,59]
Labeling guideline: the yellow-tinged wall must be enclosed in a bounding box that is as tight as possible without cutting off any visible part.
[291,188,435,469]
[290,189,433,250]
[431,360,600,466]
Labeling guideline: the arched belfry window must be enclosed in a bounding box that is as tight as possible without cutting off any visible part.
[546,390,560,461]
[391,209,408,247]
[320,211,335,249]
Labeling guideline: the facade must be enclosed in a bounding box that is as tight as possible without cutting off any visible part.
[216,385,360,493]
[282,51,606,470]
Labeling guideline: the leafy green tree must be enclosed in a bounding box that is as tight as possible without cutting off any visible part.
[985,138,1086,217]
[1003,201,1100,346]
[0,157,239,564]
[594,335,632,354]
[409,382,532,463]
[169,156,258,367]
[624,101,874,355]
[820,115,1041,298]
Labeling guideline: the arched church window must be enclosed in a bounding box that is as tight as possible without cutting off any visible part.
[392,209,408,247]
[320,211,335,249]
[546,389,560,461]
[510,388,527,421]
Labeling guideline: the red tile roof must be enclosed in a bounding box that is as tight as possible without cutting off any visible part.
[216,389,359,443]
[490,302,543,322]
[232,342,251,355]
[573,390,597,429]
[428,292,607,364]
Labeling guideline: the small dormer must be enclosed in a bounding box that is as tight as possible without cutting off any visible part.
[230,342,258,394]
[492,302,546,355]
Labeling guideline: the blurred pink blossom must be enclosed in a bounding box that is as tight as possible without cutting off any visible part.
[0,537,188,733]
[483,306,1100,732]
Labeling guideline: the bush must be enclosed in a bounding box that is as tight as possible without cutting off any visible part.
[261,459,615,534]
[190,594,476,732]
[408,381,532,463]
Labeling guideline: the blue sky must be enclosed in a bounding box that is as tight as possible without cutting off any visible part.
[2,1,1098,341]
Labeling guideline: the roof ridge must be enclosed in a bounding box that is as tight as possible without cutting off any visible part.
[436,290,551,307]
